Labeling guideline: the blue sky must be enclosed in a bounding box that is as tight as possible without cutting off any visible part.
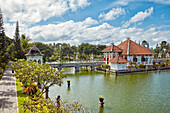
[0,0,170,47]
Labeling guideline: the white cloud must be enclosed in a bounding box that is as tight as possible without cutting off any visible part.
[0,0,90,24]
[4,17,169,47]
[26,17,98,42]
[110,0,170,6]
[99,8,126,21]
[122,7,153,28]
[149,0,170,4]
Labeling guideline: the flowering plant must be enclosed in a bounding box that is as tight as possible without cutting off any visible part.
[24,85,37,96]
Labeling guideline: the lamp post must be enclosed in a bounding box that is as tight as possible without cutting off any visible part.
[58,45,62,64]
[76,52,78,62]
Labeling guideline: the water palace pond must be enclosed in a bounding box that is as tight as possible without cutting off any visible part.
[49,68,170,113]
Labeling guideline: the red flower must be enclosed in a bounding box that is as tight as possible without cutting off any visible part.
[24,87,29,93]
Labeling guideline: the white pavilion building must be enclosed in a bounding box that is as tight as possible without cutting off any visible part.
[25,45,43,64]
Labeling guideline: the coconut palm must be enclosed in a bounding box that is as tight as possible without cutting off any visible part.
[142,40,149,48]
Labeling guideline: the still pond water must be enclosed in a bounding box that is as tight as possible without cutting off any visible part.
[49,69,170,113]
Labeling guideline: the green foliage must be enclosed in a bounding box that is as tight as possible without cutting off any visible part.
[101,64,110,69]
[21,97,86,113]
[0,9,8,68]
[7,43,15,60]
[161,63,165,67]
[142,40,149,48]
[21,34,30,54]
[139,64,145,68]
[99,96,104,99]
[154,41,170,58]
[30,42,53,58]
[77,43,106,57]
[147,65,152,67]
[12,59,86,112]
[11,59,64,89]
[130,61,136,65]
[16,79,30,113]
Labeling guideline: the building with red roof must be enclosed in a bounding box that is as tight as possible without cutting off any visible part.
[101,38,155,71]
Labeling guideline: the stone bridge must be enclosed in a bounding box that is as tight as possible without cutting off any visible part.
[49,62,105,72]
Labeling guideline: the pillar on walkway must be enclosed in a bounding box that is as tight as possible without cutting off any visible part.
[90,66,95,71]
[75,66,79,72]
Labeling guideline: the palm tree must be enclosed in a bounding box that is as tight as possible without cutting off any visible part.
[141,40,149,48]
[160,41,169,58]
[21,34,31,54]
[160,41,167,51]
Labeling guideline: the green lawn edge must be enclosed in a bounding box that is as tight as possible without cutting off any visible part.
[16,78,30,113]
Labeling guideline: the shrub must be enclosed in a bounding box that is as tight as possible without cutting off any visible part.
[99,96,104,98]
[130,61,136,65]
[168,62,170,66]
[161,63,165,67]
[155,63,160,66]
[24,85,37,96]
[153,64,156,68]
[127,65,132,69]
[135,65,138,69]
[147,65,152,67]
[139,64,144,68]
[101,64,110,69]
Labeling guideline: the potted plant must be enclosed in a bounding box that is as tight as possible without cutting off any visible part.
[99,96,104,102]
[67,79,70,87]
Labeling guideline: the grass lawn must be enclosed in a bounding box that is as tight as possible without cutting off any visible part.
[16,79,30,113]
[0,74,2,80]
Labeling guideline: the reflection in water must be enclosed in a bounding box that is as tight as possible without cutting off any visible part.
[99,107,104,113]
[49,69,170,113]
[67,87,70,93]
[114,75,117,82]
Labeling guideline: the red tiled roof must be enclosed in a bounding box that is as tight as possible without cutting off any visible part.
[101,44,122,53]
[109,56,129,63]
[117,40,156,55]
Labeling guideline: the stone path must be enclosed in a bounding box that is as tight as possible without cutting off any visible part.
[0,68,18,113]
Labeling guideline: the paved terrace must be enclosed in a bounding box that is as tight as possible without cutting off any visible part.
[0,68,18,113]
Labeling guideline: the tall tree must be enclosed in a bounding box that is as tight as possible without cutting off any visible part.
[0,8,8,68]
[14,21,24,59]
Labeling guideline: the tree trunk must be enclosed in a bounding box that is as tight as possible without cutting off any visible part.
[45,87,49,99]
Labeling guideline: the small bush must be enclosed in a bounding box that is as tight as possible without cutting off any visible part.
[153,64,156,68]
[139,64,144,68]
[127,65,132,68]
[130,61,136,65]
[168,62,170,66]
[101,64,110,69]
[135,65,138,69]
[147,65,152,67]
[99,96,104,99]
[161,63,165,67]
[155,63,160,66]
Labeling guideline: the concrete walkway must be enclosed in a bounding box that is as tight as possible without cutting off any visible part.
[0,68,18,113]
